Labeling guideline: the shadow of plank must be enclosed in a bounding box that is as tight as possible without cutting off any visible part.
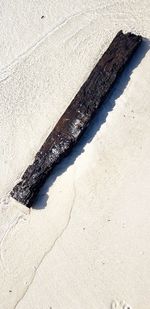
[34,38,150,210]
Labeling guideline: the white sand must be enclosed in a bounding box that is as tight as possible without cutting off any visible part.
[0,1,150,308]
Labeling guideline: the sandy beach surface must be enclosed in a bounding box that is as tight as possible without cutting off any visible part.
[0,1,150,308]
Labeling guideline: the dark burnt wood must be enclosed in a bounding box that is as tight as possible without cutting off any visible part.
[10,31,142,207]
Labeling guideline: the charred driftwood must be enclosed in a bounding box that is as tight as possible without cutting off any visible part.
[11,31,142,207]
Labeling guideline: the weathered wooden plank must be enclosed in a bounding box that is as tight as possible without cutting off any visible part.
[10,31,142,207]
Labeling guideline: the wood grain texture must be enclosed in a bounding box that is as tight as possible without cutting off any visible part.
[10,30,142,207]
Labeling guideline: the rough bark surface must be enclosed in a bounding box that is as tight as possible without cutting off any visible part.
[10,30,142,207]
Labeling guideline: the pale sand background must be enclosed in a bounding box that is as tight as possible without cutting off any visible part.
[0,1,150,308]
